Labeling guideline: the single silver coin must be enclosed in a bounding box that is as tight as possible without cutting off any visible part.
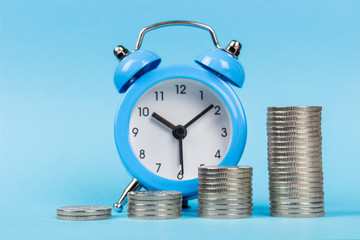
[270,201,324,208]
[269,192,324,198]
[268,161,322,167]
[198,212,252,219]
[128,208,181,215]
[268,151,322,157]
[268,136,322,142]
[198,202,253,209]
[267,141,322,147]
[199,165,252,173]
[198,177,252,183]
[198,187,252,193]
[199,192,252,198]
[128,203,181,210]
[198,172,252,178]
[268,106,322,112]
[267,127,322,133]
[128,191,182,200]
[198,196,252,202]
[57,214,111,221]
[269,186,323,193]
[128,213,181,220]
[267,112,322,118]
[56,206,111,216]
[198,183,252,189]
[198,208,252,214]
[270,211,324,218]
[267,121,321,128]
[270,206,324,213]
[267,131,322,138]
[269,182,323,188]
[268,166,323,173]
[269,171,323,177]
[267,115,322,122]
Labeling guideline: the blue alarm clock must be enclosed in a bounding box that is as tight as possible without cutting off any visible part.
[112,21,247,212]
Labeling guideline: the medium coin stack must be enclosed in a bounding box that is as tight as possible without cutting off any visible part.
[57,205,112,221]
[127,191,182,220]
[198,165,253,219]
[267,106,324,218]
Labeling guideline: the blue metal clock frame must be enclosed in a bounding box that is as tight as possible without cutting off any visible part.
[114,64,247,198]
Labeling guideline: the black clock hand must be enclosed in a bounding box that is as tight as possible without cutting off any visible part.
[184,104,214,128]
[152,112,176,130]
[179,138,184,177]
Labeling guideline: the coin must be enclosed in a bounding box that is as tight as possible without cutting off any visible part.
[57,214,111,221]
[268,136,322,142]
[198,202,253,210]
[267,121,321,127]
[270,211,324,218]
[128,213,181,220]
[198,197,252,203]
[198,177,252,183]
[198,212,252,219]
[270,206,324,214]
[128,191,182,200]
[199,165,252,173]
[267,116,322,122]
[268,106,322,112]
[268,161,322,167]
[269,186,323,193]
[268,166,323,173]
[128,203,181,210]
[199,192,252,198]
[267,141,321,147]
[198,172,252,179]
[270,201,324,208]
[198,183,252,189]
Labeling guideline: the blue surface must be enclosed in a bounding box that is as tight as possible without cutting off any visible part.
[114,64,247,197]
[1,0,360,239]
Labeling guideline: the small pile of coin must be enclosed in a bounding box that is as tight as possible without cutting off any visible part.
[198,165,253,219]
[127,191,182,220]
[267,106,324,218]
[57,205,112,221]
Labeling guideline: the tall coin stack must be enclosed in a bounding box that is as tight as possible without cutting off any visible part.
[198,166,253,219]
[127,191,182,220]
[267,106,324,218]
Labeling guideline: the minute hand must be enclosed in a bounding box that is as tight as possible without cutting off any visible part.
[184,104,214,128]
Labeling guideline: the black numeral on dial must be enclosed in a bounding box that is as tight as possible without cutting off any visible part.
[177,170,184,180]
[156,163,161,172]
[139,149,146,159]
[175,85,186,94]
[214,106,221,115]
[132,127,139,137]
[138,107,149,117]
[221,128,227,137]
[214,150,221,159]
[154,91,164,101]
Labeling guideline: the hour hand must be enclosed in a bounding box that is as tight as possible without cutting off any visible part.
[152,112,176,130]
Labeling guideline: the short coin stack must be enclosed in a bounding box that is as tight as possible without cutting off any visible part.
[198,165,253,219]
[57,205,112,221]
[127,191,182,220]
[267,106,324,218]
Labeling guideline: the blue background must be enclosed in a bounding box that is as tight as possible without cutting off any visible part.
[0,0,359,239]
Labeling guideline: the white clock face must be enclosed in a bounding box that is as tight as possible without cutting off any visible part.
[129,78,232,181]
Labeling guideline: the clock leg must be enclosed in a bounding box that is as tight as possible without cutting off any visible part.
[113,178,143,212]
[182,199,190,209]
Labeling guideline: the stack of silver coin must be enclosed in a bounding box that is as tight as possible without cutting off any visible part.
[198,166,253,219]
[57,205,112,221]
[267,106,324,218]
[127,191,182,220]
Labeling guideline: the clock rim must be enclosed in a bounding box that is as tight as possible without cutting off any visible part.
[114,64,247,198]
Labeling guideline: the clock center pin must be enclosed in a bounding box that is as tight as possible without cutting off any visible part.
[173,125,187,139]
